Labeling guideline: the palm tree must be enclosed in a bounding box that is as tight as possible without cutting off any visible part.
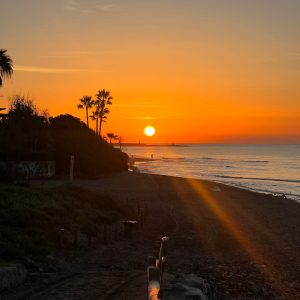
[89,109,99,134]
[107,133,118,144]
[0,49,13,87]
[95,89,113,136]
[77,96,94,128]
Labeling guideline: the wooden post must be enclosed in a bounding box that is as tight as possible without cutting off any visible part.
[157,237,169,269]
[157,237,169,284]
[148,266,160,300]
[147,256,157,267]
[69,155,74,184]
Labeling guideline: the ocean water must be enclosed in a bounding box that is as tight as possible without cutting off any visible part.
[125,144,300,202]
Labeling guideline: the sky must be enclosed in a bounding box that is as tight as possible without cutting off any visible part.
[1,0,300,143]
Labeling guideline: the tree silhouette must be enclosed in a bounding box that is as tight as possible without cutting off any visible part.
[107,133,118,144]
[77,96,94,128]
[95,89,112,136]
[89,110,99,135]
[0,49,13,87]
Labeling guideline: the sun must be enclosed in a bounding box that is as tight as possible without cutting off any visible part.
[144,126,156,137]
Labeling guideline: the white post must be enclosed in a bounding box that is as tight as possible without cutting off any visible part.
[70,155,74,184]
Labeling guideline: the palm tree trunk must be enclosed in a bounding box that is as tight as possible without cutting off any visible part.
[86,107,89,128]
[99,117,102,137]
[95,117,98,135]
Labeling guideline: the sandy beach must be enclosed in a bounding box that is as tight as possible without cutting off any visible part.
[4,171,300,299]
[74,171,300,299]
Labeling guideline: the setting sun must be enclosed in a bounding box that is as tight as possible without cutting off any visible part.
[144,126,156,137]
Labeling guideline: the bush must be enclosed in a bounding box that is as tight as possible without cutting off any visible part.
[50,114,128,177]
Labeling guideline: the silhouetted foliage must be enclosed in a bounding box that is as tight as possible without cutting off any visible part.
[0,49,13,87]
[93,89,113,136]
[0,95,50,161]
[107,132,118,144]
[77,95,94,128]
[50,114,128,177]
[0,97,128,179]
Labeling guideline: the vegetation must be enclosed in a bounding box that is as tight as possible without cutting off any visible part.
[107,133,118,144]
[0,95,128,179]
[50,114,127,177]
[94,89,113,136]
[77,95,94,128]
[0,49,13,87]
[76,89,113,137]
[0,95,49,162]
[0,184,133,262]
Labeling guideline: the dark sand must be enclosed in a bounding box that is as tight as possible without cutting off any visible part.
[74,171,300,299]
[3,171,300,299]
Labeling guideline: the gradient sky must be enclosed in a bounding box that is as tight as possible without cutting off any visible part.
[1,0,300,143]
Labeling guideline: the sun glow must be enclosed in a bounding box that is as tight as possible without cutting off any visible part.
[144,126,156,137]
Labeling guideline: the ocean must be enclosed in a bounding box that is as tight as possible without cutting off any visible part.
[125,144,300,202]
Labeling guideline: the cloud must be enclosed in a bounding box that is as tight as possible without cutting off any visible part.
[114,104,162,108]
[15,65,82,73]
[15,65,112,73]
[44,51,100,58]
[124,116,155,120]
[62,0,78,11]
[62,0,90,13]
[62,0,119,13]
[96,3,118,12]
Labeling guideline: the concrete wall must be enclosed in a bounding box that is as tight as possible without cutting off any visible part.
[0,161,56,178]
[0,264,27,292]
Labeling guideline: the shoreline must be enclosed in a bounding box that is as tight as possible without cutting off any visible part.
[131,169,300,203]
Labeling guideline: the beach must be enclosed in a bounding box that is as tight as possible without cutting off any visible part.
[4,171,300,299]
[75,171,300,299]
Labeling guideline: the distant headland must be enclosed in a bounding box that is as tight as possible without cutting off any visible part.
[121,143,189,147]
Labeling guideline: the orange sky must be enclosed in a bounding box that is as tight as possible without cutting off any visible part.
[1,0,300,143]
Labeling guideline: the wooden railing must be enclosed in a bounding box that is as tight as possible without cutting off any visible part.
[147,236,170,300]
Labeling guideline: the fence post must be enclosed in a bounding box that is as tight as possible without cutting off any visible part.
[147,266,161,300]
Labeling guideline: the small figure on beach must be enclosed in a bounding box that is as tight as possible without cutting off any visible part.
[151,154,154,159]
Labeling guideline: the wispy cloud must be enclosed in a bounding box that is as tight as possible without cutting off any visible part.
[62,0,119,13]
[15,65,112,73]
[96,3,118,12]
[114,104,162,108]
[43,51,101,58]
[124,116,155,120]
[62,0,90,13]
[15,65,82,73]
[62,0,79,11]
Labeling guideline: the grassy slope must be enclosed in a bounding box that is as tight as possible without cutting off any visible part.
[0,184,132,262]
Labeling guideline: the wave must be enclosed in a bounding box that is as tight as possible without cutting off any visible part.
[214,175,300,183]
[241,160,269,163]
[161,157,184,161]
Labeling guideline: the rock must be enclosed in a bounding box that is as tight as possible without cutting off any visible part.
[162,274,210,300]
[211,186,221,192]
